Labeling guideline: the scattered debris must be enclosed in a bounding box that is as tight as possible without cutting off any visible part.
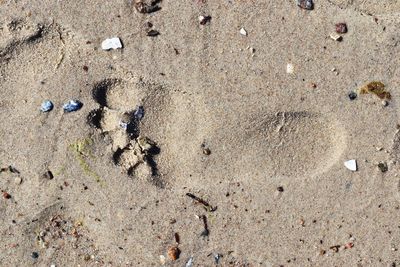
[297,0,313,10]
[174,233,180,244]
[186,193,217,212]
[101,37,123,50]
[286,63,294,74]
[119,112,132,130]
[330,33,342,42]
[359,81,391,100]
[42,170,54,180]
[330,245,340,253]
[134,106,145,120]
[199,15,211,25]
[0,166,19,174]
[14,176,22,185]
[344,242,354,249]
[134,0,161,14]
[159,255,166,265]
[348,91,357,101]
[2,191,11,199]
[335,23,347,34]
[344,160,357,171]
[31,252,39,259]
[167,246,180,261]
[277,186,284,192]
[40,100,54,112]
[185,257,194,267]
[200,215,209,237]
[214,254,222,264]
[203,147,211,155]
[63,100,83,113]
[378,162,388,173]
[147,30,160,37]
[239,28,247,36]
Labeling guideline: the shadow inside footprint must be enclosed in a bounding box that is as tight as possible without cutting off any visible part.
[88,78,162,186]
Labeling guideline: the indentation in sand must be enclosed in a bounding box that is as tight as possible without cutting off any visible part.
[88,78,164,187]
[222,111,346,178]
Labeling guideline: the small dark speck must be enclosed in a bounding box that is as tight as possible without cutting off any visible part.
[277,186,284,192]
[31,252,39,259]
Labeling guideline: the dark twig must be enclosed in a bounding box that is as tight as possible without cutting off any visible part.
[186,193,217,212]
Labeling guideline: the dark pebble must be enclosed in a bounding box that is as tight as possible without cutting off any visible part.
[147,30,160,37]
[277,186,284,192]
[348,92,357,100]
[31,252,39,259]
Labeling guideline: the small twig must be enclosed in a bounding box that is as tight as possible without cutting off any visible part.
[186,193,217,212]
[200,215,209,237]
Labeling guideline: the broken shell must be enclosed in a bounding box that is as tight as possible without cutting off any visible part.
[286,63,294,74]
[101,37,123,50]
[344,160,357,171]
[239,28,247,36]
[330,33,342,41]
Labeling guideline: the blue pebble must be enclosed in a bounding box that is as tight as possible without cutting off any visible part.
[134,106,144,120]
[63,100,83,112]
[40,100,53,112]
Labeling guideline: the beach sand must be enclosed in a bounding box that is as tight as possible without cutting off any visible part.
[1,0,400,266]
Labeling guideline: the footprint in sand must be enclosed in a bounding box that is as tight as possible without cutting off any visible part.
[0,18,71,174]
[87,77,168,187]
[205,110,347,180]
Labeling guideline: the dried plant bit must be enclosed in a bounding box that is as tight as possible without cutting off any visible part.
[186,193,217,212]
[359,81,391,100]
[297,0,313,10]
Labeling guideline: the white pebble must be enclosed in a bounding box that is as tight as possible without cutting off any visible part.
[344,160,357,171]
[240,28,247,36]
[286,63,294,74]
[101,37,123,50]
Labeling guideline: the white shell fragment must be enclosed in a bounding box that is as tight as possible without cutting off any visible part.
[330,33,342,41]
[239,28,247,36]
[344,160,357,171]
[101,37,123,50]
[286,63,294,74]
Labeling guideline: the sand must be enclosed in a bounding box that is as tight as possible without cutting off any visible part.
[1,0,400,266]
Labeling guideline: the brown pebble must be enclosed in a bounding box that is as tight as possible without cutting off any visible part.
[335,23,347,34]
[3,192,11,199]
[203,148,211,155]
[167,246,180,261]
[83,66,89,72]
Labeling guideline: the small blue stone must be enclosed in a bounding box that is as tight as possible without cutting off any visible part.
[40,100,54,112]
[134,106,144,120]
[63,100,83,112]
